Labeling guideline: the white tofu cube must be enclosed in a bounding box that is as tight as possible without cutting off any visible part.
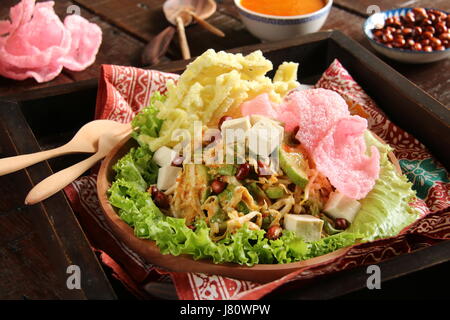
[221,116,251,133]
[248,119,284,157]
[153,146,177,167]
[324,191,361,223]
[283,214,324,242]
[250,114,281,126]
[221,117,251,155]
[157,166,182,191]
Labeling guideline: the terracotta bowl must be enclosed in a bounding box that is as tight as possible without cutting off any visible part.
[97,135,400,283]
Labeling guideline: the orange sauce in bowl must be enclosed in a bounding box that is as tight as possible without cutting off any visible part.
[240,0,326,16]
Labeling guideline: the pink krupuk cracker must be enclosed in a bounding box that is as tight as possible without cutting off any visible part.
[313,116,380,199]
[0,0,102,83]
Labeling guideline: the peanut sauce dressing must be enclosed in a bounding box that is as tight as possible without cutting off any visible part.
[241,0,326,16]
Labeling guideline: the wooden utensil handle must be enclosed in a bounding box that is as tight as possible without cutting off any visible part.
[176,16,191,60]
[190,12,225,37]
[25,152,104,205]
[0,146,68,177]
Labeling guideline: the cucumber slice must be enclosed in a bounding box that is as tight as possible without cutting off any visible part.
[181,164,211,203]
[265,186,285,199]
[236,201,250,214]
[217,164,237,176]
[196,164,211,203]
[279,147,309,188]
[246,182,270,205]
[218,184,236,203]
[323,219,342,235]
[210,208,227,223]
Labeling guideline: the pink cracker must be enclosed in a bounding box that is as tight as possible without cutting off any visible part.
[288,88,350,152]
[313,116,380,199]
[0,0,102,83]
[240,93,278,119]
[60,14,102,71]
[0,2,71,69]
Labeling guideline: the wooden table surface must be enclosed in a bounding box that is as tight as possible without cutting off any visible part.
[0,0,449,300]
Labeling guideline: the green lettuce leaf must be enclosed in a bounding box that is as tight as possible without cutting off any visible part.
[112,145,159,189]
[132,92,165,147]
[108,178,162,226]
[346,132,420,240]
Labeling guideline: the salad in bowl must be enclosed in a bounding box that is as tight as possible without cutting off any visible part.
[106,49,419,266]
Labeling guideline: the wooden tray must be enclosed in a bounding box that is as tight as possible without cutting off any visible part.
[4,30,449,297]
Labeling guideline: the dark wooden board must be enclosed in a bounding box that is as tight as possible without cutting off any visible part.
[72,0,260,60]
[0,72,74,99]
[382,54,450,107]
[0,100,116,300]
[54,0,146,81]
[323,6,366,41]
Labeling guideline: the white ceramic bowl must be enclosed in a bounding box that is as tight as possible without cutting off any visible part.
[234,0,333,42]
[364,8,450,64]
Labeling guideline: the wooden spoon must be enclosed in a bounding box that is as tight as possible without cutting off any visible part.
[24,125,132,205]
[184,8,225,37]
[0,120,129,177]
[141,0,217,65]
[163,1,193,59]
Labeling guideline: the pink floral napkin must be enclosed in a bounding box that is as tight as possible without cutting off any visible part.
[64,60,449,300]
